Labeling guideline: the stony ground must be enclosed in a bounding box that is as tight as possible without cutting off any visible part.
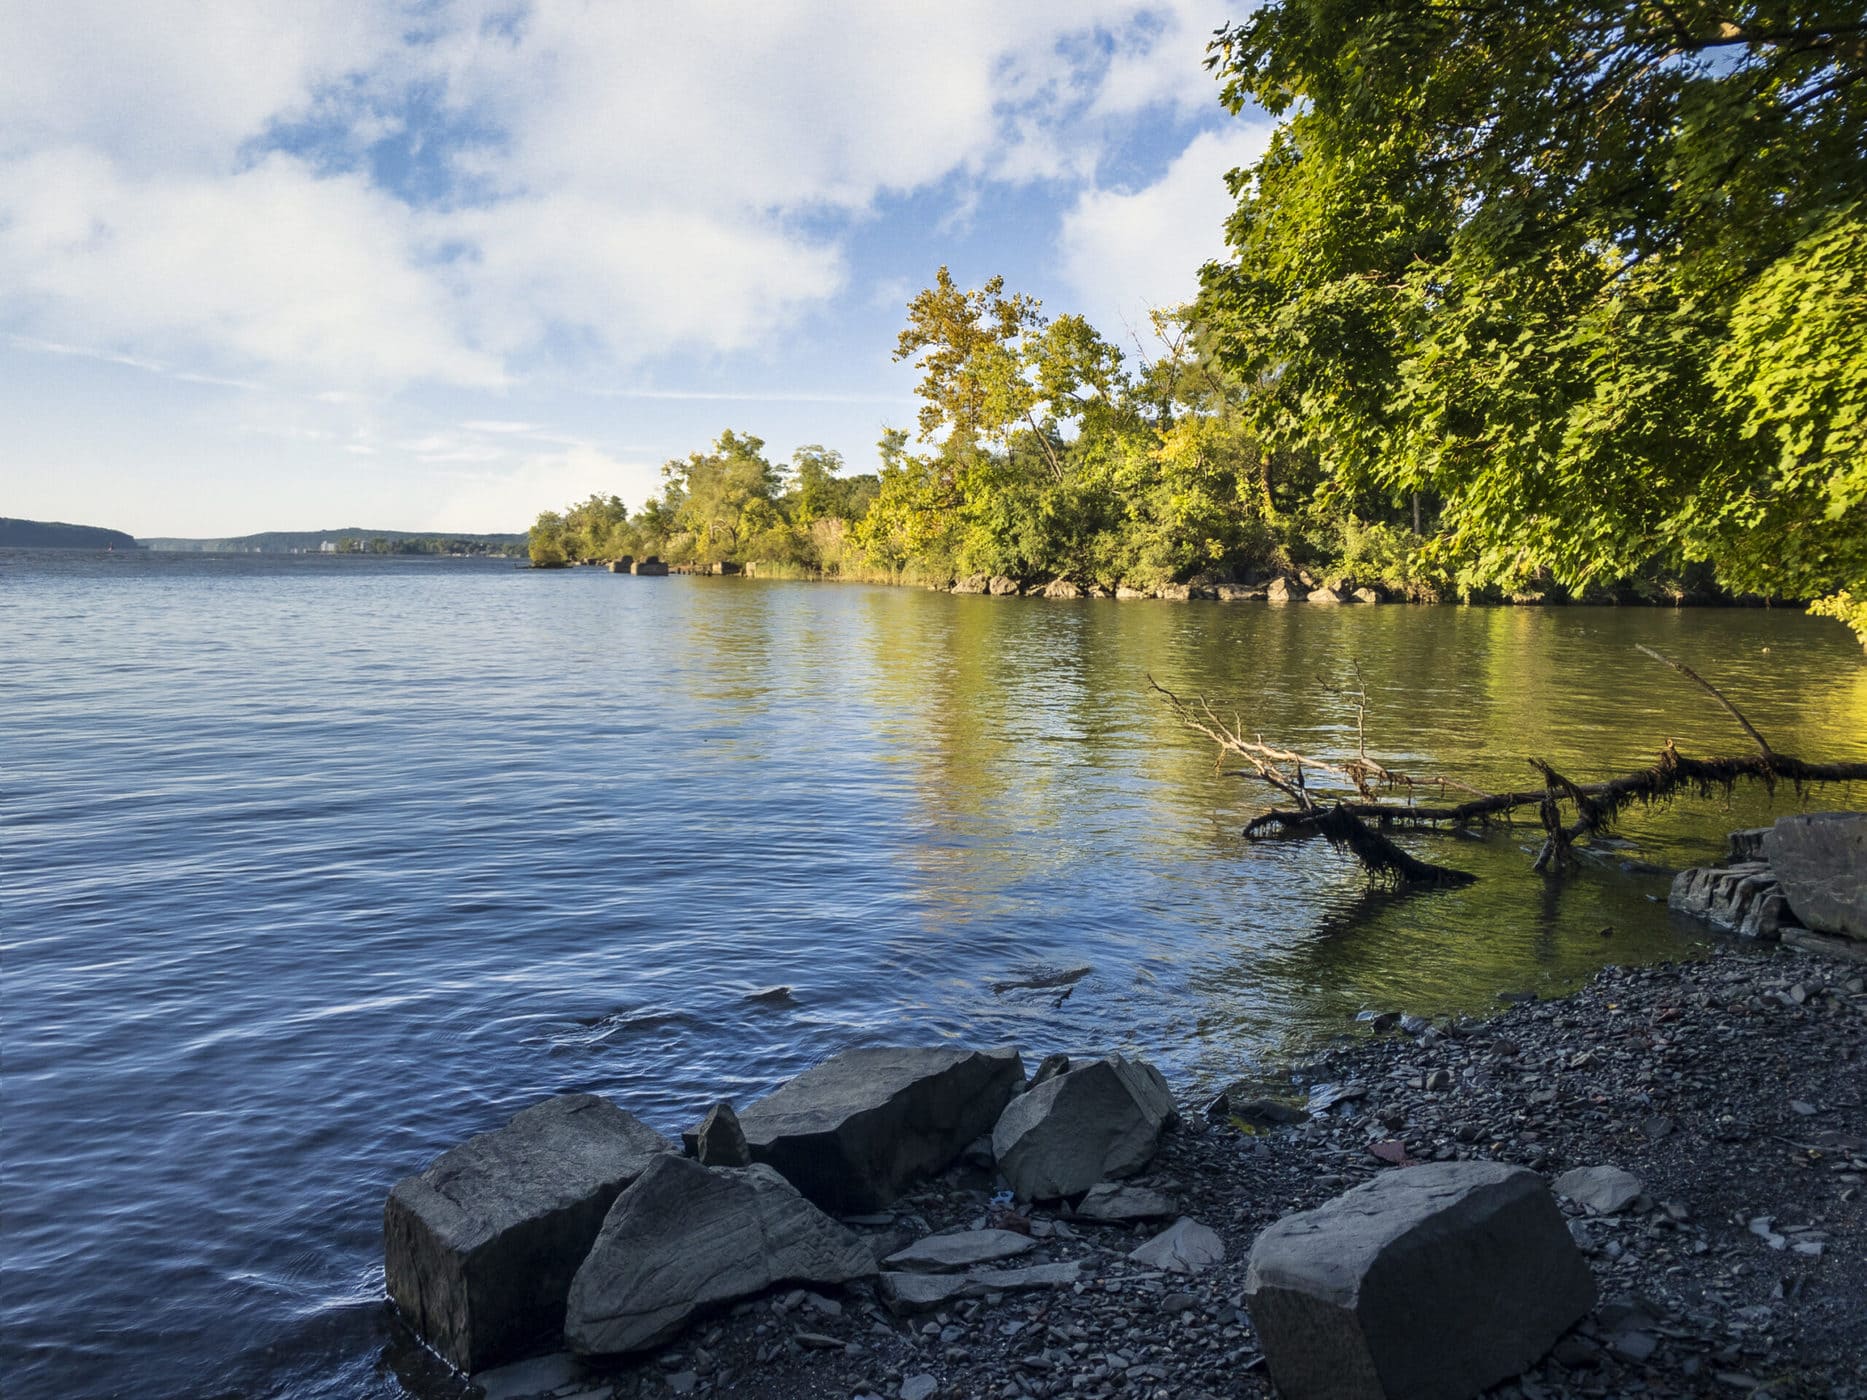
[454,942,1867,1400]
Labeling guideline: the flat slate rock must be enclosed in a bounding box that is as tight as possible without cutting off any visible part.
[1766,812,1867,939]
[991,1052,1175,1201]
[1246,1161,1594,1400]
[724,1045,1024,1213]
[1554,1163,1644,1215]
[565,1155,875,1355]
[1073,1182,1178,1222]
[1128,1217,1225,1274]
[383,1094,673,1373]
[884,1229,1034,1273]
[878,1260,1083,1314]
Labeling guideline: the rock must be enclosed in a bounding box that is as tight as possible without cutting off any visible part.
[733,1046,1024,1213]
[968,1260,1081,1292]
[1128,1218,1225,1274]
[1215,583,1267,601]
[629,558,669,576]
[564,1156,875,1355]
[1245,1162,1595,1400]
[1040,578,1082,599]
[383,1094,674,1372]
[1204,1088,1310,1130]
[1766,813,1867,940]
[1114,584,1149,599]
[689,1102,750,1167]
[1307,586,1348,604]
[901,1374,939,1400]
[951,575,988,594]
[1783,926,1867,963]
[990,1053,1175,1200]
[1154,582,1192,601]
[1728,827,1772,861]
[1074,1182,1178,1222]
[1668,863,1795,941]
[879,1272,970,1313]
[1554,1164,1644,1215]
[1265,576,1300,602]
[1029,1053,1071,1088]
[884,1230,1035,1272]
[986,575,1021,596]
[1352,586,1383,603]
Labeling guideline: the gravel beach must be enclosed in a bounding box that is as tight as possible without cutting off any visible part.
[432,941,1867,1400]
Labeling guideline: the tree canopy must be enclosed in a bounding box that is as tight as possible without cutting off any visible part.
[1199,0,1867,634]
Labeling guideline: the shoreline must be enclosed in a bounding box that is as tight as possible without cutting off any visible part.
[429,938,1866,1400]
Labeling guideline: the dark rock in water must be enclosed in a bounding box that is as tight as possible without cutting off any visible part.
[689,1101,750,1167]
[986,575,1021,596]
[1669,862,1795,941]
[564,1156,874,1354]
[1204,1085,1310,1131]
[1245,1162,1594,1400]
[1029,1053,1071,1089]
[734,1046,1024,1213]
[743,985,794,1004]
[1766,812,1866,940]
[991,1053,1175,1200]
[383,1094,674,1372]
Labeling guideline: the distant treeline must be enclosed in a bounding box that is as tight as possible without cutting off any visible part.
[144,529,526,556]
[1,518,141,550]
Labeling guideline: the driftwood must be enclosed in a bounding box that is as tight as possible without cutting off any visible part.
[1152,648,1867,886]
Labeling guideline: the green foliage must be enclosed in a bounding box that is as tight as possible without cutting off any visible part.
[1201,1,1867,642]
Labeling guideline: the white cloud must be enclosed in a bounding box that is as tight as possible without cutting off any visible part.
[1057,122,1274,336]
[429,445,663,532]
[0,148,504,388]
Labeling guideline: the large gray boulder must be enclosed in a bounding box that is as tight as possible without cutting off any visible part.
[565,1155,875,1355]
[991,1053,1176,1201]
[1245,1162,1594,1400]
[1766,812,1866,940]
[383,1094,674,1372]
[725,1046,1024,1213]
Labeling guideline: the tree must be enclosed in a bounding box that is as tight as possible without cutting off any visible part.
[664,430,782,564]
[1200,1,1867,639]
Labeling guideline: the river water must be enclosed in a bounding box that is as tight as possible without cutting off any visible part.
[4,550,1864,1398]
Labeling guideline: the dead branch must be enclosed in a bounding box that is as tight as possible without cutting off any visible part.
[1155,648,1867,888]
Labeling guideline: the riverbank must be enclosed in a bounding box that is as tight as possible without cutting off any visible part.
[450,939,1866,1400]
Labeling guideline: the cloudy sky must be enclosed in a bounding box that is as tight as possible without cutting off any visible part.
[1,2,1271,537]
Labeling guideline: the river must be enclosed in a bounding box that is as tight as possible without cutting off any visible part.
[4,549,1863,1398]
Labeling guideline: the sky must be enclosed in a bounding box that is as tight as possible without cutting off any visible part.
[0,1,1274,538]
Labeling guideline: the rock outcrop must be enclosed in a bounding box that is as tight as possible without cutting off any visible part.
[1766,812,1866,941]
[1265,576,1299,602]
[1040,578,1082,599]
[1245,1162,1594,1400]
[383,1094,674,1372]
[728,1046,1024,1213]
[987,575,1021,596]
[1668,861,1796,941]
[564,1156,874,1355]
[991,1053,1175,1200]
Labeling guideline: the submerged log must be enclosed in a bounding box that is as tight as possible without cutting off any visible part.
[1153,650,1867,886]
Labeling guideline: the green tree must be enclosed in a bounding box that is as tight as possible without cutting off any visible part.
[1201,1,1867,638]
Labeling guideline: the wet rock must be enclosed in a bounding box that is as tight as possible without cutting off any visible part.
[986,575,1021,596]
[991,1053,1175,1200]
[1215,583,1267,601]
[1351,586,1383,603]
[564,1156,875,1355]
[1039,578,1082,599]
[730,1046,1024,1213]
[1128,1218,1225,1274]
[1154,582,1193,601]
[1555,1164,1644,1215]
[1265,576,1300,602]
[950,575,988,594]
[1245,1162,1594,1400]
[884,1230,1034,1273]
[1668,863,1794,941]
[383,1094,674,1372]
[1766,812,1866,939]
[1307,586,1348,604]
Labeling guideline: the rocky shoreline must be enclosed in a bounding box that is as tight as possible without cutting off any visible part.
[384,935,1866,1400]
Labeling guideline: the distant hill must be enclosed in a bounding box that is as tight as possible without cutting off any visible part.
[0,517,143,550]
[139,528,527,556]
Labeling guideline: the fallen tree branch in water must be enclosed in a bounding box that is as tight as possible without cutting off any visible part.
[1151,649,1867,886]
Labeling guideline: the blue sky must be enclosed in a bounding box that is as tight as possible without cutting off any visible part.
[1,2,1272,537]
